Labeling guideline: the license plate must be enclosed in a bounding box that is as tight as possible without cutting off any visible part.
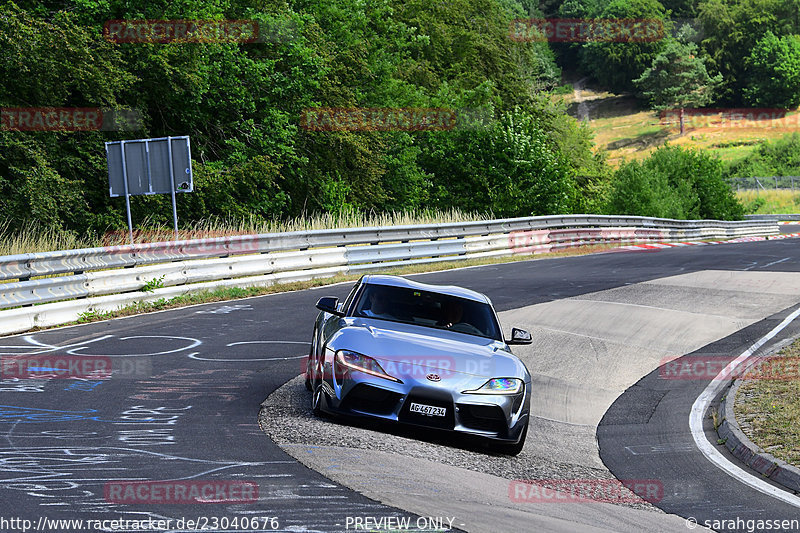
[409,402,446,417]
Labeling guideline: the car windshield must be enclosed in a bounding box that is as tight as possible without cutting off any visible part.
[354,284,502,341]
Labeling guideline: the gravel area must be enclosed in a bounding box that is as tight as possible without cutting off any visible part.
[259,375,660,512]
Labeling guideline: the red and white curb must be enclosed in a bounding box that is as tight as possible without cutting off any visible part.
[612,232,800,252]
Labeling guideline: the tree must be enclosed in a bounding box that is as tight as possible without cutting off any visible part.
[697,0,800,105]
[635,39,722,135]
[579,0,669,91]
[743,32,800,108]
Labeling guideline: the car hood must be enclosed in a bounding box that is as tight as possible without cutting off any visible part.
[330,317,529,380]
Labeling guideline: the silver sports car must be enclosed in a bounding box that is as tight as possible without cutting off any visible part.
[305,274,532,455]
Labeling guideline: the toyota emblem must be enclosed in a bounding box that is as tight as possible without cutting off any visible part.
[426,373,441,382]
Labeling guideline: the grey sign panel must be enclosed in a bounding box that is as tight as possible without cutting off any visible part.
[106,142,124,197]
[124,141,149,195]
[106,136,193,198]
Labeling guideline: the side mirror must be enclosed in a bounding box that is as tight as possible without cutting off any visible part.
[316,296,344,316]
[506,327,532,345]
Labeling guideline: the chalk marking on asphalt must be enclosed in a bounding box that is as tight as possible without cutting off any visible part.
[187,340,309,362]
[690,305,800,508]
[227,341,310,346]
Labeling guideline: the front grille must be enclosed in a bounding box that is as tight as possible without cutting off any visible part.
[398,395,455,430]
[341,384,401,415]
[457,403,507,433]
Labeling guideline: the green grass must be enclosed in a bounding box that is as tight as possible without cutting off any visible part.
[734,339,800,466]
[736,190,800,215]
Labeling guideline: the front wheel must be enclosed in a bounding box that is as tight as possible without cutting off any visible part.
[305,330,317,391]
[311,380,326,417]
[304,355,313,392]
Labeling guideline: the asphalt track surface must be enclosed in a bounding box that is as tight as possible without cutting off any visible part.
[2,237,800,532]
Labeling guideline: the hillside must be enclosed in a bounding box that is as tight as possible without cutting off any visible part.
[560,78,800,168]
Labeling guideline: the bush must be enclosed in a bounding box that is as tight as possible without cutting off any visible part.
[420,108,577,217]
[607,145,744,220]
[727,133,800,178]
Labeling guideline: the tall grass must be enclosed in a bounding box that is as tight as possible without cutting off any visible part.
[736,189,800,215]
[0,220,95,256]
[0,209,492,255]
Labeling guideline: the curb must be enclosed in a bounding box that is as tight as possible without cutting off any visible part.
[614,232,800,252]
[717,377,800,494]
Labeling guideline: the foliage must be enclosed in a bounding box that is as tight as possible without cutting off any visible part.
[697,0,800,105]
[727,133,800,178]
[5,0,763,239]
[607,145,744,220]
[420,108,577,216]
[743,32,800,108]
[635,39,722,112]
[1,0,580,238]
[141,275,166,293]
[579,0,670,91]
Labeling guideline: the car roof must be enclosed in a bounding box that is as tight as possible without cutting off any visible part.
[361,274,490,304]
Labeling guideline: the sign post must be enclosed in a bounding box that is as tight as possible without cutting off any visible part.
[105,136,193,244]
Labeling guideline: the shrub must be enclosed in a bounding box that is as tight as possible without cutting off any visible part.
[607,145,743,220]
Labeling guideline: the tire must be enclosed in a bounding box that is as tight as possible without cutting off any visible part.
[311,380,325,417]
[490,422,528,456]
[304,352,313,392]
[305,330,317,391]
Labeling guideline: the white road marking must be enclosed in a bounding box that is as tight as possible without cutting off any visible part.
[760,257,790,269]
[689,306,800,508]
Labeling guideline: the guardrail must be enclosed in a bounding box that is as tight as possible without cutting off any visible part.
[745,214,800,221]
[0,215,779,336]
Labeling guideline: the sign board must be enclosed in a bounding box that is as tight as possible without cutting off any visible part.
[106,136,193,197]
[105,136,193,243]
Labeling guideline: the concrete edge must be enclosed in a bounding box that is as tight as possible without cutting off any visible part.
[717,375,800,494]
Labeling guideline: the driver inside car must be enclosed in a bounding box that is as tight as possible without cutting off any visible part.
[437,300,464,329]
[361,289,394,320]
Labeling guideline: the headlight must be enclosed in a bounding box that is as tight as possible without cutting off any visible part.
[335,350,402,383]
[463,378,523,395]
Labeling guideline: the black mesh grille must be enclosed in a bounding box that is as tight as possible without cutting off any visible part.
[457,403,507,433]
[341,384,402,416]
